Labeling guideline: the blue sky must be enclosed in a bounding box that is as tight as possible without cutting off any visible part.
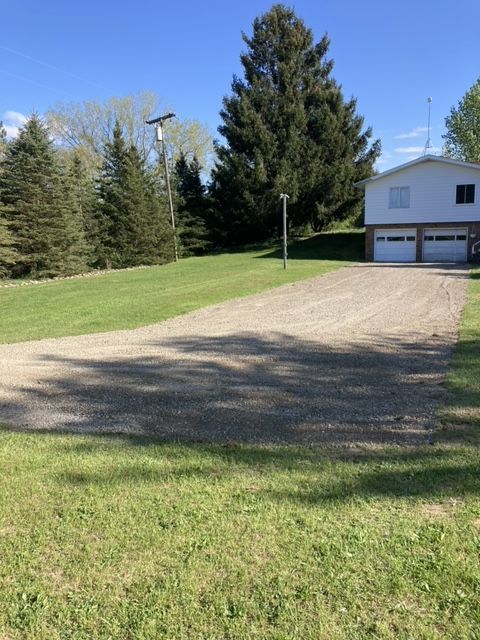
[1,0,479,170]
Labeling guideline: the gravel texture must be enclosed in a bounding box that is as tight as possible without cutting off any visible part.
[0,264,469,445]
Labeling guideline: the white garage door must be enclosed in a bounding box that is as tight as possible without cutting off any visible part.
[423,229,467,262]
[374,229,417,262]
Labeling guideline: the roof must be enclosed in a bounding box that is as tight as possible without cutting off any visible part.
[354,155,480,188]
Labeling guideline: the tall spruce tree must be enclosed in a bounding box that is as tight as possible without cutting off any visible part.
[67,151,101,266]
[97,120,128,267]
[0,115,87,277]
[174,152,210,255]
[98,121,173,268]
[211,4,380,243]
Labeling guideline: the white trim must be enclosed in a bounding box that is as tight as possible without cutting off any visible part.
[355,155,480,188]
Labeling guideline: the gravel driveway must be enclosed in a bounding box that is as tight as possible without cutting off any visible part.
[0,264,469,445]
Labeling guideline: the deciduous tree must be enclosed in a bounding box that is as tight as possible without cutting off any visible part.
[47,92,214,170]
[443,78,480,162]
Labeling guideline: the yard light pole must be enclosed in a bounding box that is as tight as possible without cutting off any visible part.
[146,112,178,262]
[279,193,289,270]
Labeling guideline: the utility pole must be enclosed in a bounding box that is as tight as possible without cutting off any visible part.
[145,112,179,262]
[279,193,289,269]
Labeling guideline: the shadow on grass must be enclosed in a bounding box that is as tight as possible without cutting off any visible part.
[257,231,365,262]
[1,317,478,501]
[1,425,478,503]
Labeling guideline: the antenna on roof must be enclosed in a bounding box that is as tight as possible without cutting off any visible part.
[423,97,433,156]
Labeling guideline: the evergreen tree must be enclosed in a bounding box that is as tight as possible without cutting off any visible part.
[0,213,17,277]
[443,78,480,162]
[68,150,101,266]
[0,123,16,277]
[0,115,87,277]
[98,121,173,268]
[97,120,129,267]
[57,158,90,275]
[211,4,380,243]
[174,152,210,255]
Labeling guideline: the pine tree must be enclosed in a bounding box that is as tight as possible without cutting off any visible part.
[174,152,210,255]
[0,115,87,277]
[121,144,173,266]
[57,157,90,275]
[97,120,129,267]
[211,4,380,243]
[0,213,17,277]
[68,150,100,266]
[98,121,173,268]
[0,122,17,276]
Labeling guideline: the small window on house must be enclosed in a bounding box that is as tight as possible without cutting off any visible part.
[424,235,434,241]
[435,235,455,241]
[389,187,410,208]
[387,236,405,242]
[456,184,475,204]
[456,234,467,241]
[406,236,416,242]
[376,236,385,242]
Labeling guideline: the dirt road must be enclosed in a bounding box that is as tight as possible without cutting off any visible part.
[0,264,468,445]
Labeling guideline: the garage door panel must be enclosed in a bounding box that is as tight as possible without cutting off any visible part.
[423,228,467,262]
[374,229,416,262]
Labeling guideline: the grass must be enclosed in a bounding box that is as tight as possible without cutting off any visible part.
[439,266,480,443]
[0,242,479,638]
[0,432,479,639]
[0,231,364,344]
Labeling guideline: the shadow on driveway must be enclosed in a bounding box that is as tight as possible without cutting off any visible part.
[0,331,458,446]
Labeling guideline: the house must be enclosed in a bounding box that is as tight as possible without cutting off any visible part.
[355,155,480,262]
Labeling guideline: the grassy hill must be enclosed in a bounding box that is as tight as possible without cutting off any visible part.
[0,231,364,344]
[0,234,479,638]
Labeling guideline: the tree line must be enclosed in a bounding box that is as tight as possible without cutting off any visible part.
[0,4,382,279]
[0,105,213,278]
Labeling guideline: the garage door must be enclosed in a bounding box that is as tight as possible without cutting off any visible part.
[423,229,467,262]
[374,229,417,262]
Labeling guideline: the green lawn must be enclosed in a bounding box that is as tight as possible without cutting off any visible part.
[439,266,480,443]
[0,231,363,344]
[0,244,479,639]
[0,432,479,639]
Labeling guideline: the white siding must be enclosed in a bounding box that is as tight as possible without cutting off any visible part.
[365,161,480,225]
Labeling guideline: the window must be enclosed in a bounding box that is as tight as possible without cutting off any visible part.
[435,235,455,241]
[406,236,416,242]
[387,236,405,242]
[456,184,475,204]
[424,235,434,241]
[376,236,385,242]
[456,234,467,241]
[389,187,410,208]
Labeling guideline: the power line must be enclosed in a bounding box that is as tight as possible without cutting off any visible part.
[0,44,109,92]
[0,68,72,97]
